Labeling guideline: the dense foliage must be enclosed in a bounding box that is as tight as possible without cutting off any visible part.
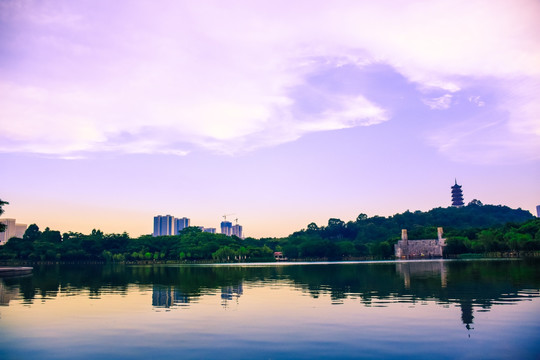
[275,203,536,259]
[0,226,274,262]
[0,202,537,262]
[0,198,8,233]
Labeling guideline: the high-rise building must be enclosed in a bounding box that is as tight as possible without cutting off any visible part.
[221,221,232,236]
[232,224,243,238]
[175,217,190,234]
[203,228,216,234]
[451,180,464,207]
[536,205,540,218]
[0,219,27,246]
[153,215,174,236]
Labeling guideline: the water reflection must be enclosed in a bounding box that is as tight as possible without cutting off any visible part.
[152,285,190,308]
[0,281,18,306]
[1,259,539,333]
[396,261,448,288]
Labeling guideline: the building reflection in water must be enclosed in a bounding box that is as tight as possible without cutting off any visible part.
[152,285,190,308]
[221,283,243,308]
[151,283,244,309]
[396,261,448,288]
[0,280,19,307]
[460,300,474,336]
[396,261,474,335]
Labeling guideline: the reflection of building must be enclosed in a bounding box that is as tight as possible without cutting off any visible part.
[221,283,243,308]
[451,180,464,207]
[0,281,19,305]
[152,285,189,308]
[395,228,446,259]
[221,221,232,236]
[0,218,27,245]
[396,261,448,288]
[460,300,475,333]
[221,284,243,300]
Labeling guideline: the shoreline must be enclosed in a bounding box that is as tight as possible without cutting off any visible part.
[1,252,539,266]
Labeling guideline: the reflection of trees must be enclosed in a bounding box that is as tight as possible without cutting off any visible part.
[3,260,539,330]
[0,280,19,306]
[285,260,540,329]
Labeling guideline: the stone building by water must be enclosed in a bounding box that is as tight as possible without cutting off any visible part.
[394,227,446,259]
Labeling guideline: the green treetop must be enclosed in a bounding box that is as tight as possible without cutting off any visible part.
[0,198,9,233]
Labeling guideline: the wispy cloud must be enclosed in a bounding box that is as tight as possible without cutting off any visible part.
[468,96,485,107]
[0,0,538,162]
[422,94,453,110]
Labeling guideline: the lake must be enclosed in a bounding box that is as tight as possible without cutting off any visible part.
[1,259,539,359]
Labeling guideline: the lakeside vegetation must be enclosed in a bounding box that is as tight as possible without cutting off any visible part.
[1,198,539,262]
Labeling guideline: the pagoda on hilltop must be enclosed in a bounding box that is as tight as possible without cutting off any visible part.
[451,179,464,207]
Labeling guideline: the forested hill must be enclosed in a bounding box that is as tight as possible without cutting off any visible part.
[270,203,536,259]
[0,202,536,262]
[391,203,533,230]
[290,203,533,242]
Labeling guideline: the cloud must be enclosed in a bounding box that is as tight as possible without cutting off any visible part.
[0,0,539,161]
[422,94,453,110]
[429,117,540,164]
[468,96,485,107]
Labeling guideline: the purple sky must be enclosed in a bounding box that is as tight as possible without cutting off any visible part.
[1,0,539,238]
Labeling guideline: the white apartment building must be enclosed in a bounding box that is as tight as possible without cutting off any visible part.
[0,218,27,245]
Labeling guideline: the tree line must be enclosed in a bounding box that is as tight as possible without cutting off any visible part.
[0,226,274,262]
[0,199,538,262]
[270,202,538,259]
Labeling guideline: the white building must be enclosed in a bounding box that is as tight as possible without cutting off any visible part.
[175,217,190,234]
[153,215,174,236]
[153,215,192,236]
[0,219,27,245]
[221,221,232,236]
[232,224,243,238]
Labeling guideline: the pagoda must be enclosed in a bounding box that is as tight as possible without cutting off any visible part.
[451,179,464,207]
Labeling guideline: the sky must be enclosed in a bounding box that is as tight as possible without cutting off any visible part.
[1,0,539,238]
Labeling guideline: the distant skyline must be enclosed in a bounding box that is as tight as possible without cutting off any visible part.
[1,0,539,238]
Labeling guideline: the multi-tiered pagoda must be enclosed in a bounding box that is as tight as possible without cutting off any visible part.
[451,180,464,207]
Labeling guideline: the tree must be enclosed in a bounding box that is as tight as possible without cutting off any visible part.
[307,222,319,231]
[328,218,345,228]
[41,227,62,243]
[180,226,203,235]
[445,236,471,255]
[24,224,41,242]
[212,246,237,262]
[0,199,8,233]
[356,213,368,222]
[336,241,356,257]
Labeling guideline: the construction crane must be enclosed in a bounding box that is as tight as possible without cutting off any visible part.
[234,218,239,225]
[222,213,235,222]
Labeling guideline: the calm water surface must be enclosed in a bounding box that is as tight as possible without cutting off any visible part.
[1,259,539,359]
